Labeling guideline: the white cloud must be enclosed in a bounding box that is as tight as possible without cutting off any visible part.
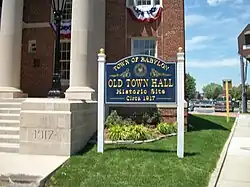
[186,36,215,51]
[207,0,244,6]
[207,0,227,6]
[187,57,239,68]
[185,14,207,27]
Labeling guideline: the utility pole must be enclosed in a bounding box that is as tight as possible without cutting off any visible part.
[240,56,247,113]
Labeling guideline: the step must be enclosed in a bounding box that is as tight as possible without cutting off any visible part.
[0,98,25,103]
[0,108,21,114]
[0,142,19,153]
[0,102,22,108]
[0,114,19,120]
[0,126,19,135]
[0,120,19,127]
[0,134,19,143]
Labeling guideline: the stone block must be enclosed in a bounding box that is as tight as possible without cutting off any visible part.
[19,98,97,156]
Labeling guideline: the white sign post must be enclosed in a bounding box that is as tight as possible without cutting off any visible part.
[177,47,185,158]
[97,48,106,153]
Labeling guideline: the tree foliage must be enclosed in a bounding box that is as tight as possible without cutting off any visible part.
[185,73,196,100]
[230,86,242,100]
[230,84,250,100]
[202,83,223,99]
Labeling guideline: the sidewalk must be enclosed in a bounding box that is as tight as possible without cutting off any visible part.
[216,114,250,187]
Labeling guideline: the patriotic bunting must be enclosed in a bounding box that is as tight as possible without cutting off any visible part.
[127,5,163,22]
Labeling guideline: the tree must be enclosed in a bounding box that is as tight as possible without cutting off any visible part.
[185,73,196,100]
[230,84,250,101]
[230,86,242,100]
[202,83,223,99]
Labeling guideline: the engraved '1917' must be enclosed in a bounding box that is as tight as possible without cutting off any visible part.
[33,129,55,140]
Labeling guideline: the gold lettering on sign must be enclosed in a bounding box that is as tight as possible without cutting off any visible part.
[151,79,174,88]
[33,129,55,141]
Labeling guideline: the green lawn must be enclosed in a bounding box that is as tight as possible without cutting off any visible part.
[46,115,235,187]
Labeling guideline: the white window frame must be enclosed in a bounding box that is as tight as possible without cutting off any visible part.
[55,39,71,85]
[126,0,162,7]
[131,37,158,57]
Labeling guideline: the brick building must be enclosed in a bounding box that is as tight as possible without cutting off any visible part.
[238,24,250,60]
[0,0,184,98]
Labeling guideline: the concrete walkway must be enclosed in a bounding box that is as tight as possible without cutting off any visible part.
[217,114,250,187]
[0,153,68,184]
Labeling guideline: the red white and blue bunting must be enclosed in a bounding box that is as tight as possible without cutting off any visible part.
[127,5,163,22]
[50,20,71,38]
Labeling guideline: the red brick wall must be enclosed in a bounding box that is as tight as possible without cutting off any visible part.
[159,108,188,126]
[105,0,185,62]
[23,0,51,23]
[21,0,55,97]
[21,27,55,97]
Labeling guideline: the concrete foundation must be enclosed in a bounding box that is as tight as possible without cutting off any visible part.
[19,98,97,156]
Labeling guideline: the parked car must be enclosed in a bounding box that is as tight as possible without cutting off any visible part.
[215,94,234,112]
[197,100,215,108]
[188,99,200,111]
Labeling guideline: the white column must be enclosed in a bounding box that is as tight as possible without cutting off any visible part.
[65,0,95,100]
[0,0,24,98]
[97,48,106,153]
[177,47,185,159]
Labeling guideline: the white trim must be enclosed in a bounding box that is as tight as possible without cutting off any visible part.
[243,45,250,50]
[131,37,158,57]
[23,22,50,29]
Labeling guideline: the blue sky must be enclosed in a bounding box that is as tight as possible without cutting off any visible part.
[185,0,249,92]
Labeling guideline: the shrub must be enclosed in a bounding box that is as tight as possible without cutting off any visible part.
[105,110,124,128]
[123,118,137,126]
[107,125,154,141]
[141,110,162,125]
[128,125,153,140]
[107,125,127,141]
[157,122,177,135]
[105,110,137,128]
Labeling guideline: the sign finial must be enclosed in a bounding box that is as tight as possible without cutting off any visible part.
[99,48,105,54]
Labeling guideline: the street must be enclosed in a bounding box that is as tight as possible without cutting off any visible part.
[189,107,239,117]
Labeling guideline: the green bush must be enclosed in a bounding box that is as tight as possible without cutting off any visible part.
[107,125,154,141]
[105,110,136,128]
[157,122,177,135]
[128,125,153,140]
[141,110,162,125]
[107,125,126,141]
[105,110,123,128]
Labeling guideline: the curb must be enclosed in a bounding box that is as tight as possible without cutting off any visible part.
[207,113,239,187]
[89,133,177,145]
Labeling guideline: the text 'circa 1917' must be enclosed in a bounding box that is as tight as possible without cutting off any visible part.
[105,55,176,104]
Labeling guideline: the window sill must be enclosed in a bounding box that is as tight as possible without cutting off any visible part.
[243,45,250,50]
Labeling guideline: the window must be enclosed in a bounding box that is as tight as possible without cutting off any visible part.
[137,0,151,5]
[245,34,250,45]
[243,33,250,50]
[51,0,72,22]
[131,38,156,56]
[62,0,72,21]
[127,0,161,6]
[60,40,70,82]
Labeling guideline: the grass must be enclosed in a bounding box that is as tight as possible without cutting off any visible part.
[46,115,235,187]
